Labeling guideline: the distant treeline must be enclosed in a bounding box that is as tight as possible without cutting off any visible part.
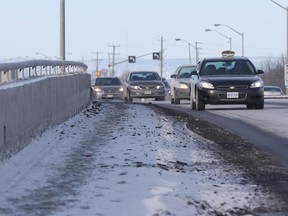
[259,55,286,94]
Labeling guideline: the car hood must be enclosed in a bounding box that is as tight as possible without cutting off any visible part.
[202,75,260,86]
[94,85,122,89]
[129,80,163,86]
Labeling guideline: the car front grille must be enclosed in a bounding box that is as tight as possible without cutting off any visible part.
[138,85,157,90]
[216,85,248,90]
[103,89,117,93]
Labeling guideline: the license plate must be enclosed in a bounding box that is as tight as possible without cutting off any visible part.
[227,92,239,99]
[107,95,114,98]
[144,91,152,95]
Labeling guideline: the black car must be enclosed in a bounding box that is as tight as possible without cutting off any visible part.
[123,71,165,102]
[190,56,264,110]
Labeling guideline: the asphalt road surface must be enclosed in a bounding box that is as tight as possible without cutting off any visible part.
[153,98,288,168]
[1,99,288,215]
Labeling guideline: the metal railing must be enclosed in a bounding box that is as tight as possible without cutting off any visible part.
[0,60,88,84]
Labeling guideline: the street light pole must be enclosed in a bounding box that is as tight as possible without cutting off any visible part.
[60,0,65,61]
[214,24,244,57]
[195,41,202,63]
[175,38,200,64]
[205,29,232,51]
[270,0,288,93]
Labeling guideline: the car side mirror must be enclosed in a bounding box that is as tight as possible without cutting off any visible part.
[190,70,198,76]
[170,74,176,79]
[257,70,264,74]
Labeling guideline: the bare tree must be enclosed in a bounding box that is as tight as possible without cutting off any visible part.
[259,55,286,94]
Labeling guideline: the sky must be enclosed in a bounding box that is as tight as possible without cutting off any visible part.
[0,0,287,69]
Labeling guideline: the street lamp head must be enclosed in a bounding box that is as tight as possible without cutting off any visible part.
[214,24,221,27]
[175,38,182,41]
[205,29,212,32]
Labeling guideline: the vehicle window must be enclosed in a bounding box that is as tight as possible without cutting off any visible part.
[130,72,161,81]
[201,60,255,75]
[95,78,121,86]
[264,87,281,92]
[178,66,196,78]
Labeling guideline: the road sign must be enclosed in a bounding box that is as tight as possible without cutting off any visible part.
[128,56,136,63]
[152,52,160,60]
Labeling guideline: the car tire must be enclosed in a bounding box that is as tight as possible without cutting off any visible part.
[255,99,264,109]
[246,103,255,109]
[196,89,205,111]
[127,91,133,102]
[190,94,196,110]
[174,97,180,104]
[156,97,165,101]
[170,98,175,104]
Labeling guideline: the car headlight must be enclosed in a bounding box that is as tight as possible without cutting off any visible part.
[156,84,164,89]
[199,81,214,89]
[175,83,189,89]
[94,87,103,93]
[250,80,264,88]
[130,85,139,90]
[119,87,124,92]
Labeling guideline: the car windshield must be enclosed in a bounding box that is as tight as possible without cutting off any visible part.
[130,72,161,81]
[200,60,256,76]
[178,66,196,78]
[95,78,121,86]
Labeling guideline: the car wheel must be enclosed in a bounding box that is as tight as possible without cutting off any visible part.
[127,91,133,102]
[170,98,175,104]
[190,94,196,110]
[196,89,205,111]
[246,103,255,109]
[155,97,165,101]
[255,99,264,109]
[174,97,180,104]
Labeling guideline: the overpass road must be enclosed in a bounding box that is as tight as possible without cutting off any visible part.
[152,98,288,168]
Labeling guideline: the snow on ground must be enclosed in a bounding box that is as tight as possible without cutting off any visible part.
[0,100,281,216]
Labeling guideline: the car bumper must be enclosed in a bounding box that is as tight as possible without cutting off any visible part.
[129,89,165,99]
[174,88,190,99]
[198,88,264,105]
[94,91,123,99]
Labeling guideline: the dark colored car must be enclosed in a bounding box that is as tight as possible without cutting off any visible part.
[170,65,197,104]
[190,56,264,110]
[92,77,123,99]
[123,71,165,102]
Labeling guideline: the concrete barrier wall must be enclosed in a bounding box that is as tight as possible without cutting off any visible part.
[0,73,91,160]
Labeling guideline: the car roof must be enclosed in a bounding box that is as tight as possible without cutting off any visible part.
[96,76,120,79]
[202,56,250,61]
[264,85,281,88]
[178,64,197,67]
[129,71,159,73]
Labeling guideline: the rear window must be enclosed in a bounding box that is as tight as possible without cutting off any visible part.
[95,78,121,86]
[200,60,256,75]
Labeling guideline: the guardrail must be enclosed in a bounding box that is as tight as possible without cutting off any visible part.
[0,60,88,83]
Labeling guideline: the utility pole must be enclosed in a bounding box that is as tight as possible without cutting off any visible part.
[108,44,120,76]
[92,51,102,73]
[60,0,65,61]
[160,36,164,78]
